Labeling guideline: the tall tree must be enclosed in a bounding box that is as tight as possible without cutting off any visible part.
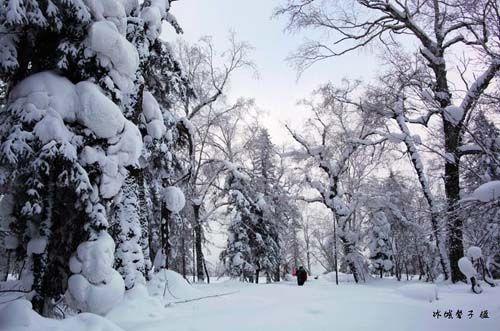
[173,35,255,282]
[287,83,386,282]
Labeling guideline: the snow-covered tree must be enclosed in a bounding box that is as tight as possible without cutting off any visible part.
[173,35,255,282]
[0,0,187,315]
[462,111,500,191]
[247,128,283,281]
[368,211,393,278]
[461,111,500,280]
[286,82,386,283]
[220,163,257,281]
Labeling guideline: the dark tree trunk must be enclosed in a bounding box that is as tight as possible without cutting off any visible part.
[181,233,186,278]
[340,236,359,283]
[192,228,196,283]
[443,122,466,283]
[3,250,11,282]
[202,256,210,284]
[161,204,171,269]
[193,203,205,282]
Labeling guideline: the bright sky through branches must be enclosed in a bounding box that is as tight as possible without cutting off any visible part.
[165,0,378,144]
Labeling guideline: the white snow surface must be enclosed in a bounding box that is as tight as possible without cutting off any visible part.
[86,21,139,93]
[0,300,124,331]
[322,271,357,283]
[397,283,439,302]
[443,105,464,125]
[76,81,126,139]
[26,237,48,255]
[162,186,186,213]
[66,232,125,315]
[467,180,500,202]
[458,257,477,279]
[84,0,127,34]
[146,269,200,301]
[2,277,500,331]
[142,91,166,139]
[467,246,482,260]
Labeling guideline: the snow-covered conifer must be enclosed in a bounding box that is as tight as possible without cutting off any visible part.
[368,211,393,278]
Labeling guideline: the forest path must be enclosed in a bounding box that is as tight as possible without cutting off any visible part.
[111,278,500,331]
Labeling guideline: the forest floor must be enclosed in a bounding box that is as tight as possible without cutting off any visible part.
[2,272,500,331]
[108,274,500,331]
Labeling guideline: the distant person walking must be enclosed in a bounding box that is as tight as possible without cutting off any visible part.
[296,266,308,286]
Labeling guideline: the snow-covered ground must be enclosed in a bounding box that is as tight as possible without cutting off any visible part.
[2,273,499,331]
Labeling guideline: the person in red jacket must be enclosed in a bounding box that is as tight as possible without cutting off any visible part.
[296,266,308,286]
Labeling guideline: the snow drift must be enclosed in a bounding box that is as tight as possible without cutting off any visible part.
[0,299,124,331]
[397,283,439,302]
[147,269,200,301]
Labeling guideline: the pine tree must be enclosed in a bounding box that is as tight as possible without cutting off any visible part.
[220,163,257,281]
[247,128,284,281]
[462,111,500,191]
[462,111,500,278]
[0,0,181,315]
[368,211,394,278]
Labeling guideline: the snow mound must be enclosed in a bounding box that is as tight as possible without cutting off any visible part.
[322,272,357,283]
[85,0,127,34]
[66,232,125,315]
[142,90,166,139]
[397,284,439,302]
[106,284,166,327]
[467,246,482,260]
[466,181,500,203]
[0,299,124,331]
[458,257,477,279]
[148,269,200,301]
[162,186,185,213]
[86,21,139,93]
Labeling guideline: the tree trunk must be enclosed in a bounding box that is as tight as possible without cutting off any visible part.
[192,228,196,283]
[161,204,171,269]
[443,122,466,283]
[340,236,359,283]
[395,111,450,280]
[193,203,205,282]
[3,250,10,281]
[333,217,339,285]
[181,233,186,278]
[137,171,152,280]
[202,256,210,284]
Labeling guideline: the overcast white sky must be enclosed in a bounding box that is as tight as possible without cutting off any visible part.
[164,0,379,144]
